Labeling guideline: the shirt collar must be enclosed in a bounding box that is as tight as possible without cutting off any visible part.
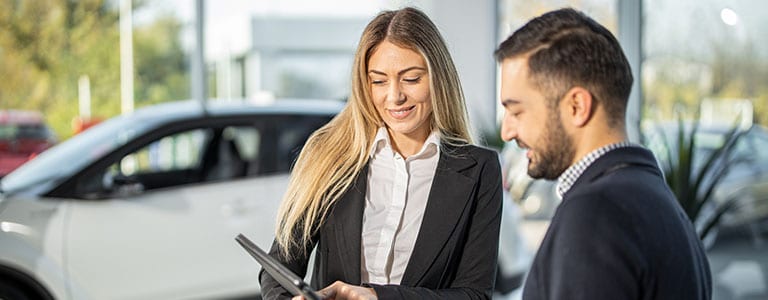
[369,127,441,159]
[555,141,634,199]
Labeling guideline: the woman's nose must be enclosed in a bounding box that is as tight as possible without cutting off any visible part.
[387,83,406,105]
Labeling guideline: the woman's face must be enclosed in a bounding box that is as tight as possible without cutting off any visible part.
[368,40,433,142]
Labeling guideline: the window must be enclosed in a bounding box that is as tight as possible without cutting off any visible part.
[642,0,768,126]
[497,0,617,42]
[119,129,207,176]
[274,115,334,173]
[0,125,17,140]
[496,0,618,123]
[72,123,269,199]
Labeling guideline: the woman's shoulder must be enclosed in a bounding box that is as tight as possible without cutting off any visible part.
[442,143,500,162]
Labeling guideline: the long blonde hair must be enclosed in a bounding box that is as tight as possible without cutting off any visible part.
[274,7,473,258]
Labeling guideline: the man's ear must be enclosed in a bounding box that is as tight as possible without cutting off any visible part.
[561,86,593,127]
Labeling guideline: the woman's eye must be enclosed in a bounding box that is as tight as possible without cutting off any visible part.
[403,77,420,83]
[371,79,385,85]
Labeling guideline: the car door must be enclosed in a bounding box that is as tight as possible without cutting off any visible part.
[62,121,287,299]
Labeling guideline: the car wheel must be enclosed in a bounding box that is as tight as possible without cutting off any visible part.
[0,280,32,300]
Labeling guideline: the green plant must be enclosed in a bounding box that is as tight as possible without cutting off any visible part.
[643,110,748,243]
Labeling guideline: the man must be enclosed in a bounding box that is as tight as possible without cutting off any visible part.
[496,8,711,300]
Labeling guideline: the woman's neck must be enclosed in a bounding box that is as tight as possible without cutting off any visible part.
[387,128,430,159]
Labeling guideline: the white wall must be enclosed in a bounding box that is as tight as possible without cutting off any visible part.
[417,0,499,142]
[618,0,642,143]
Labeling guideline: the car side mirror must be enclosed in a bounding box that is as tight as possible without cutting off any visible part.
[103,172,144,197]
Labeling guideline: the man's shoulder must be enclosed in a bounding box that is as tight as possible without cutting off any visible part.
[562,158,673,225]
[569,146,666,194]
[589,145,660,173]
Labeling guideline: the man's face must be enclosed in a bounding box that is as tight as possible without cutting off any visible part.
[499,57,575,180]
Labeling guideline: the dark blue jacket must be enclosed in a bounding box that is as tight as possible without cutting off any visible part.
[523,146,712,300]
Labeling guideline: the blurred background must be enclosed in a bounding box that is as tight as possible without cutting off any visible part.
[2,0,767,141]
[1,0,766,299]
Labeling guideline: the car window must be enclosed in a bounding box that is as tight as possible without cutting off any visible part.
[71,123,271,200]
[273,115,332,173]
[16,124,54,140]
[0,125,16,140]
[227,126,261,162]
[202,125,262,180]
[72,128,212,199]
[1,114,153,194]
[120,129,208,175]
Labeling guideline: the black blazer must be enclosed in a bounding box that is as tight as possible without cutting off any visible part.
[260,144,503,300]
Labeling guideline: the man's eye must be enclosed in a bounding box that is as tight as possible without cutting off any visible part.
[507,110,521,118]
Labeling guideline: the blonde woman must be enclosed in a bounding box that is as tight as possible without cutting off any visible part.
[260,7,502,300]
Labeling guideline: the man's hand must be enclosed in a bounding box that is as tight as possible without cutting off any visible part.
[292,281,377,300]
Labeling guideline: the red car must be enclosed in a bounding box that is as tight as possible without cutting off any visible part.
[0,110,57,177]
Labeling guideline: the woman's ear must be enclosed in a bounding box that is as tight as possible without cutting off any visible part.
[561,86,593,127]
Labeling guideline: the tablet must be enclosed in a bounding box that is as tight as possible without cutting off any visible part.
[235,234,322,300]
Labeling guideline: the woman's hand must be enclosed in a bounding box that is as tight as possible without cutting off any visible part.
[292,281,377,300]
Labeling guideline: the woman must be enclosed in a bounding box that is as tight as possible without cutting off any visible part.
[260,7,502,300]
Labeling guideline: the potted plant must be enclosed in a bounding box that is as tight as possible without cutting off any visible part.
[642,107,749,247]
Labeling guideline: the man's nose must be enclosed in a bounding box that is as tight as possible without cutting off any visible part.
[500,115,517,142]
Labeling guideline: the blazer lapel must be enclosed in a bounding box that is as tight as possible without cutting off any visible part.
[400,147,477,286]
[330,165,367,284]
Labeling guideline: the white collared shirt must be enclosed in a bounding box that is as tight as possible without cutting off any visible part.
[361,127,441,284]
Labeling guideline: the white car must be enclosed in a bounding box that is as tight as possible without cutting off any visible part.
[0,99,527,299]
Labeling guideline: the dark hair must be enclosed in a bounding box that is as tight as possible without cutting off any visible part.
[495,8,633,127]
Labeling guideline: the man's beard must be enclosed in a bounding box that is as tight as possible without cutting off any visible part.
[527,113,575,180]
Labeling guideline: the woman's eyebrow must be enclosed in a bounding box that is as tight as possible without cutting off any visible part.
[367,66,427,76]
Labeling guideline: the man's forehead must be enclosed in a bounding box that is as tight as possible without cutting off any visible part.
[500,57,531,79]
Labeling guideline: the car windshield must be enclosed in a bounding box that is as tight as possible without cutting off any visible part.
[0,124,17,140]
[15,124,53,139]
[0,114,156,194]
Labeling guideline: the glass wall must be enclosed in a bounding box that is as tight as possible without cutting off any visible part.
[643,0,768,126]
[498,0,617,39]
[497,1,768,299]
[0,0,390,138]
[497,0,620,251]
[644,1,768,299]
[137,0,385,103]
[496,0,619,129]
